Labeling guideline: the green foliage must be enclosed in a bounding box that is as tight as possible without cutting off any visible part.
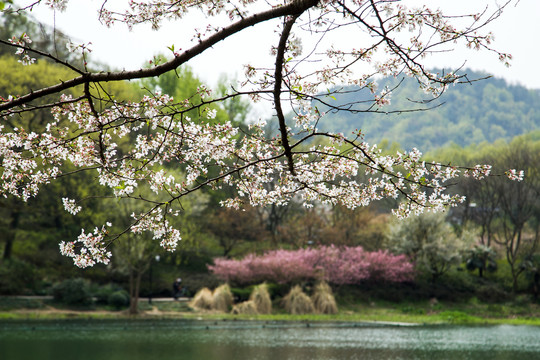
[400,306,426,315]
[52,278,93,306]
[387,212,468,281]
[216,74,251,125]
[439,310,477,324]
[230,286,254,302]
[0,296,44,311]
[318,70,540,151]
[265,283,291,298]
[0,259,39,295]
[465,245,497,275]
[0,8,82,65]
[108,290,130,309]
[177,272,220,297]
[93,283,123,304]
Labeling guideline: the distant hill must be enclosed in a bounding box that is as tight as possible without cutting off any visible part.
[316,70,540,151]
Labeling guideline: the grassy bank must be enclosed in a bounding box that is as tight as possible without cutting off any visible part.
[1,296,539,326]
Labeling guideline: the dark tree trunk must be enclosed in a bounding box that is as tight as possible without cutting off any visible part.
[3,209,20,261]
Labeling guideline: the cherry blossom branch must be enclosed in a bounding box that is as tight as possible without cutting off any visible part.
[0,38,84,74]
[0,0,319,112]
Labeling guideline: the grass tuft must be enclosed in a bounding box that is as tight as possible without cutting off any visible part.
[311,281,338,314]
[189,287,214,311]
[212,284,233,312]
[283,285,314,314]
[231,300,258,315]
[250,283,272,314]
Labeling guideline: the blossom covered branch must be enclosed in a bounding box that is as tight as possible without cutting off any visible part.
[0,0,522,267]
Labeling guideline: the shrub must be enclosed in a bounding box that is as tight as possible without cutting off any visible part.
[265,282,290,298]
[181,272,221,297]
[311,281,338,314]
[282,285,314,314]
[189,287,214,310]
[94,284,120,304]
[476,283,511,303]
[230,286,253,302]
[250,283,272,314]
[52,278,93,306]
[212,284,233,312]
[231,300,258,315]
[0,259,39,295]
[108,290,130,309]
[209,246,414,286]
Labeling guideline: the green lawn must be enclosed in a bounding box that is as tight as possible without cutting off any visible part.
[1,296,539,325]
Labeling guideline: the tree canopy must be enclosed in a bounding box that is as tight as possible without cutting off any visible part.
[0,0,523,267]
[317,72,540,151]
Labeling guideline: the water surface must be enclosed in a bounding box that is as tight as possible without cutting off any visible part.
[1,319,539,360]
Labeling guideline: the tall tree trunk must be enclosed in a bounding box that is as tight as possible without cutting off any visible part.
[129,270,137,314]
[129,270,142,315]
[3,208,20,261]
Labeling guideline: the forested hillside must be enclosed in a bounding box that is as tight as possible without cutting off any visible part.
[317,70,540,151]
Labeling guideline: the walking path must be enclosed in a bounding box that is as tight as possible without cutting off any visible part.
[1,295,190,302]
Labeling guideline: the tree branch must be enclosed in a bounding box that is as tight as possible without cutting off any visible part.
[0,0,319,112]
[274,14,302,176]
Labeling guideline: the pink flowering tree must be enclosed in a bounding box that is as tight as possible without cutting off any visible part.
[0,0,524,267]
[209,246,414,285]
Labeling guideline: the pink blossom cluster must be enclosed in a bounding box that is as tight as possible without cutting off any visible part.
[208,246,415,285]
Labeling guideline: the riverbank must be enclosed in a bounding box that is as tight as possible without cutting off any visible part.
[1,296,539,326]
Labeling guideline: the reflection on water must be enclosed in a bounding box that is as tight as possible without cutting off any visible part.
[1,319,539,360]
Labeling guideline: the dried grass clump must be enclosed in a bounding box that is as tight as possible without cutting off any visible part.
[189,287,214,310]
[250,283,272,314]
[231,300,258,315]
[212,284,233,312]
[282,285,314,314]
[311,281,338,314]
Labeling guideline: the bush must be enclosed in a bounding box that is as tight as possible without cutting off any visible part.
[230,286,254,302]
[265,283,290,298]
[250,283,272,314]
[94,284,121,304]
[181,273,220,297]
[209,246,414,286]
[476,283,511,303]
[52,278,93,306]
[108,290,130,309]
[282,285,314,314]
[0,259,39,295]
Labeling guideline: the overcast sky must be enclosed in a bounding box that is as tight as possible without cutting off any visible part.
[26,0,540,92]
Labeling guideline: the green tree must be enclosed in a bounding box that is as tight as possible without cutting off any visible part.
[387,212,469,282]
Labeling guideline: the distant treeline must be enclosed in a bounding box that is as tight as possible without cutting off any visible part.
[317,70,540,151]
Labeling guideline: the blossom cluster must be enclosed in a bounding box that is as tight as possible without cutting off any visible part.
[8,33,35,66]
[59,223,112,268]
[208,246,415,285]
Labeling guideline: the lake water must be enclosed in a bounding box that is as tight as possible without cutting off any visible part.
[1,319,540,360]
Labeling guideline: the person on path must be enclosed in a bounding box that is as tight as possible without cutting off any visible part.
[172,278,182,300]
